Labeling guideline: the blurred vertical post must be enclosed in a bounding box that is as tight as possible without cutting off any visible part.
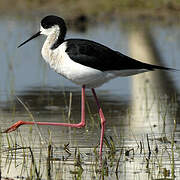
[128,25,177,134]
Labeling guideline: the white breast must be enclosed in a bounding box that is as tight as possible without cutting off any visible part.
[42,41,115,88]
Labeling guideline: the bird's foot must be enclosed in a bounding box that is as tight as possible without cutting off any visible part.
[3,120,24,133]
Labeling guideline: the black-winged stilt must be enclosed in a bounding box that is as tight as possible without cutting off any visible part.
[4,15,173,157]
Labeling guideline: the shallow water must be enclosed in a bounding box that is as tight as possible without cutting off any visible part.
[0,15,180,179]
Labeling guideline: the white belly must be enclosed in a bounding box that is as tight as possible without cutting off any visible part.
[41,42,115,88]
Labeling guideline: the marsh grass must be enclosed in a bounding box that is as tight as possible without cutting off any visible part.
[1,125,179,179]
[0,90,179,179]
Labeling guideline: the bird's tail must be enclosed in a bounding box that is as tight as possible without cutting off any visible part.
[146,63,177,71]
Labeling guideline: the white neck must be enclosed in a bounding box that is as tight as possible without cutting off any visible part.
[41,29,59,62]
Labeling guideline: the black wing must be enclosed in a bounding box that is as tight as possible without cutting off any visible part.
[65,39,171,71]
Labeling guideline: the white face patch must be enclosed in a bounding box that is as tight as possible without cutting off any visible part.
[40,25,60,36]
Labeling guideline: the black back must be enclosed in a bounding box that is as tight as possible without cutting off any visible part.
[65,39,170,72]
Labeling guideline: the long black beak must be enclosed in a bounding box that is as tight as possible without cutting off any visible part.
[17,31,41,48]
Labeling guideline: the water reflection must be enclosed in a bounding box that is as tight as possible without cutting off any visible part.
[128,26,179,134]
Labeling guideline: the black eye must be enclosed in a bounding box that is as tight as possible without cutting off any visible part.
[42,22,49,29]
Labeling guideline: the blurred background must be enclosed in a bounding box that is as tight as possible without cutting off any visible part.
[1,0,180,179]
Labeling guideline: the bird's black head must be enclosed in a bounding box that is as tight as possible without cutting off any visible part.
[41,15,66,29]
[18,15,66,48]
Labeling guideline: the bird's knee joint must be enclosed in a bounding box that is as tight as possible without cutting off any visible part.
[101,120,106,126]
[17,120,24,125]
[79,122,85,128]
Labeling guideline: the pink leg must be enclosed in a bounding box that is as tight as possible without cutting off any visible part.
[4,85,86,133]
[91,88,106,157]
